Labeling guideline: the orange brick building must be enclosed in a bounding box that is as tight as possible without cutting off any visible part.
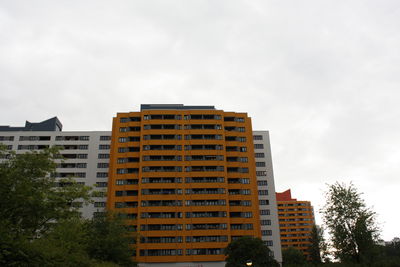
[276,189,315,257]
[107,104,261,265]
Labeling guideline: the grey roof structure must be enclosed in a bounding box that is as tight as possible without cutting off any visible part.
[141,104,216,110]
[0,117,63,131]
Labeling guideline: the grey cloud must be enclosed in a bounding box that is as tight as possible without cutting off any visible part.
[1,0,400,240]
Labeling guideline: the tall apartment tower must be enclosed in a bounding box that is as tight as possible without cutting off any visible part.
[0,117,110,218]
[107,105,263,266]
[253,131,282,263]
[276,189,315,258]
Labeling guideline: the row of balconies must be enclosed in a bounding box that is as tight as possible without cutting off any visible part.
[120,155,248,162]
[138,248,224,257]
[138,211,254,219]
[118,124,247,132]
[138,223,252,231]
[119,134,248,142]
[134,177,250,184]
[117,145,252,153]
[117,166,251,174]
[120,114,246,122]
[113,188,252,196]
[140,235,229,244]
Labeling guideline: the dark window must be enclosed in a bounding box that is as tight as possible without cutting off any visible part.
[256,162,266,167]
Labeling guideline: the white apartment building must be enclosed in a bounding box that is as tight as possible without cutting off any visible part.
[253,131,282,264]
[0,117,110,218]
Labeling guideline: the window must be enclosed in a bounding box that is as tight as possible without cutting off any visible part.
[98,153,109,159]
[186,248,222,256]
[256,161,266,167]
[99,144,110,150]
[96,182,108,188]
[255,153,265,158]
[140,249,183,257]
[260,209,270,215]
[253,135,263,140]
[243,212,253,218]
[77,154,88,159]
[265,240,273,246]
[100,136,111,141]
[260,220,271,225]
[242,200,252,206]
[238,157,249,162]
[240,147,247,152]
[118,147,127,153]
[76,163,87,168]
[261,230,272,236]
[256,171,267,176]
[257,180,268,186]
[97,163,109,168]
[94,202,106,207]
[19,136,50,141]
[241,178,250,184]
[0,136,14,141]
[254,144,264,149]
[78,145,88,150]
[96,172,108,178]
[259,200,270,205]
[258,190,268,195]
[129,116,141,121]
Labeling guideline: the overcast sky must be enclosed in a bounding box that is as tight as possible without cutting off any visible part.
[1,0,399,241]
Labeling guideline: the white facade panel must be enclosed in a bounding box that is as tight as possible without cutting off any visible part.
[253,130,282,264]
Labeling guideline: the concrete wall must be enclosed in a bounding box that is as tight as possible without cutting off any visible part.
[253,131,282,263]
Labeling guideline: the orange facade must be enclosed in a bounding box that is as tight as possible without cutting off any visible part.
[276,189,315,257]
[107,105,261,263]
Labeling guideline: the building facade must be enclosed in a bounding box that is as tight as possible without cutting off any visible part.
[107,105,267,266]
[253,131,282,263]
[1,108,283,266]
[0,117,110,218]
[276,189,315,257]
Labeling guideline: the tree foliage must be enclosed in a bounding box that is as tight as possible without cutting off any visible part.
[308,225,328,265]
[321,182,379,264]
[224,236,279,267]
[0,147,136,266]
[86,213,136,266]
[282,247,306,266]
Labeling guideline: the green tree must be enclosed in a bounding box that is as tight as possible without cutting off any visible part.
[31,217,93,267]
[371,238,400,267]
[86,213,136,267]
[0,147,136,266]
[0,147,90,265]
[224,236,279,267]
[282,247,307,266]
[32,215,137,267]
[308,225,328,265]
[321,182,379,264]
